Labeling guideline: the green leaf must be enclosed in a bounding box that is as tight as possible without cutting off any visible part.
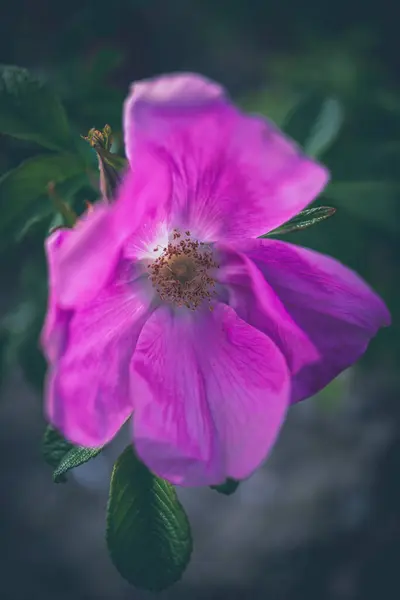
[210,478,240,496]
[284,92,344,157]
[324,181,400,232]
[0,65,73,151]
[42,426,74,483]
[304,97,344,158]
[0,153,85,233]
[15,172,87,241]
[42,425,102,483]
[53,445,103,483]
[106,446,193,591]
[261,206,336,237]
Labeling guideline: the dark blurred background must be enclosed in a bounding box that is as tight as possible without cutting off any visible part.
[0,1,399,599]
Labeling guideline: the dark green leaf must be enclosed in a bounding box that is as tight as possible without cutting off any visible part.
[210,478,240,496]
[0,65,73,151]
[42,425,102,483]
[42,426,74,483]
[53,445,103,483]
[284,92,343,157]
[106,446,193,591]
[261,206,336,237]
[0,153,85,234]
[15,172,87,242]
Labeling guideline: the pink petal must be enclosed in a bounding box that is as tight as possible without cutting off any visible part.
[53,202,123,308]
[215,243,321,403]
[53,150,172,304]
[229,239,390,402]
[46,261,151,447]
[123,72,329,242]
[41,229,73,363]
[131,304,289,487]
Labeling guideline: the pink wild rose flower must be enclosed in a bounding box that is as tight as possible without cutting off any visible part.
[41,73,390,487]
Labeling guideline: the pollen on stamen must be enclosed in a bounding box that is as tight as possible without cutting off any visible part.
[148,229,218,310]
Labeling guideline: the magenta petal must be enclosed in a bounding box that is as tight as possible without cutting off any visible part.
[215,243,321,403]
[53,202,123,308]
[124,72,226,164]
[123,72,328,241]
[232,239,391,402]
[41,229,73,363]
[131,304,289,487]
[46,262,150,447]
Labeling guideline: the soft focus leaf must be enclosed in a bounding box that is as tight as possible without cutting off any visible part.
[262,206,336,237]
[0,153,85,234]
[53,445,103,483]
[284,92,344,156]
[324,181,400,232]
[210,478,240,496]
[0,65,73,151]
[305,97,344,158]
[240,86,301,127]
[42,426,74,483]
[106,446,193,591]
[15,172,87,242]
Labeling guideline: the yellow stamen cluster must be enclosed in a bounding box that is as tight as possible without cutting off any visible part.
[148,229,218,310]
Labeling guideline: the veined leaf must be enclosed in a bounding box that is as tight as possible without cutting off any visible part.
[42,426,74,483]
[53,445,103,483]
[42,425,103,483]
[106,446,193,591]
[261,206,336,237]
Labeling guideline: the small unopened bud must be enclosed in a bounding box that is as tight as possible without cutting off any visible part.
[82,125,127,201]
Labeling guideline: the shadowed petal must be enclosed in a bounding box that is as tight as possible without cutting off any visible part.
[232,239,391,402]
[215,243,321,404]
[53,202,123,308]
[46,261,151,447]
[123,72,328,242]
[131,304,289,487]
[41,229,73,363]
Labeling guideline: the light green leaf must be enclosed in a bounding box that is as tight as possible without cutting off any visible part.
[324,181,400,232]
[0,65,73,151]
[284,92,344,157]
[53,445,103,483]
[210,478,240,496]
[106,446,193,591]
[0,153,85,233]
[261,206,336,237]
[304,97,344,158]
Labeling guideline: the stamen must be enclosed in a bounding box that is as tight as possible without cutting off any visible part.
[148,229,218,310]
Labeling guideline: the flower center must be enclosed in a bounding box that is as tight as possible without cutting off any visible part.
[148,229,218,310]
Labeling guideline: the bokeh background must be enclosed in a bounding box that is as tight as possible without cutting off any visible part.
[0,1,399,599]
